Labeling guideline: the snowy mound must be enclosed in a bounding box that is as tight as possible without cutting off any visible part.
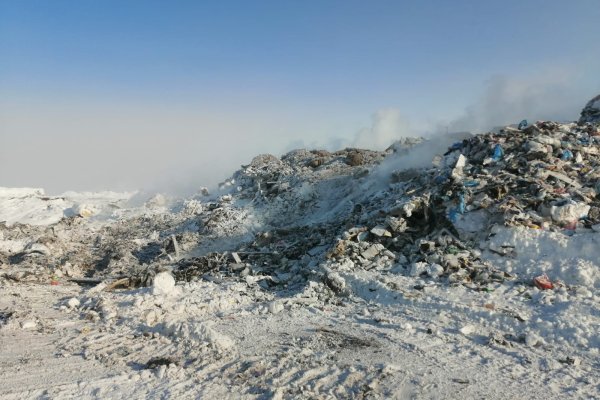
[0,188,136,226]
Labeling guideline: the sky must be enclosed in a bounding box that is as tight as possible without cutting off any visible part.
[1,0,599,194]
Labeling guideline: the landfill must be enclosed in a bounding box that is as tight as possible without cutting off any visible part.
[0,96,599,398]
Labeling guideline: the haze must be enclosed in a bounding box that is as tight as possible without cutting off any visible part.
[1,1,599,195]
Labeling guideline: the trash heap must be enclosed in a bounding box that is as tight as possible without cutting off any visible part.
[438,120,600,232]
[223,148,387,202]
[322,119,600,288]
[169,118,600,293]
[3,95,600,296]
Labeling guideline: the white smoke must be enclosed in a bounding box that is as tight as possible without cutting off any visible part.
[353,109,412,150]
[445,70,592,133]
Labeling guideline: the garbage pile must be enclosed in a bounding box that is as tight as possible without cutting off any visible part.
[436,120,600,233]
[172,117,600,291]
[0,206,202,285]
[3,96,600,296]
[224,148,387,204]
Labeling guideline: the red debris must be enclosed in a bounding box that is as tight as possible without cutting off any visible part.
[533,274,554,290]
[563,221,578,230]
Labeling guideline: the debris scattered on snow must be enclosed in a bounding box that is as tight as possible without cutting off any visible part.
[2,98,600,398]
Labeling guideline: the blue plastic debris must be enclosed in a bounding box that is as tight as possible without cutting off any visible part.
[448,209,459,223]
[463,180,479,187]
[448,194,466,223]
[578,137,590,146]
[434,174,448,184]
[444,141,463,155]
[457,194,466,214]
[492,144,504,161]
[561,149,573,161]
[518,119,528,130]
[450,142,463,151]
[563,229,575,237]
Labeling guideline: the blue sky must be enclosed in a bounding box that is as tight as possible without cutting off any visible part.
[1,1,599,193]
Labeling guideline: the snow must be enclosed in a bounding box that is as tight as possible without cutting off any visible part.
[1,241,599,398]
[0,187,135,226]
[0,238,28,254]
[152,272,176,295]
[0,187,70,226]
[20,320,37,330]
[484,226,600,288]
[0,187,45,197]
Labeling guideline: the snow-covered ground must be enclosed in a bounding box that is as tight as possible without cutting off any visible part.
[0,187,135,226]
[1,252,598,399]
[1,124,599,398]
